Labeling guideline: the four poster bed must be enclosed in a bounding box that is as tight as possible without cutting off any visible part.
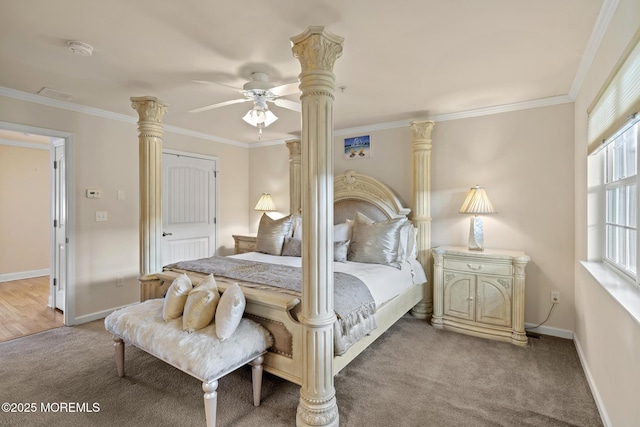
[126,28,434,425]
[141,168,432,386]
[141,164,436,384]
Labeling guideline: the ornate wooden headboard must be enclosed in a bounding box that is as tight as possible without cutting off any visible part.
[334,170,410,223]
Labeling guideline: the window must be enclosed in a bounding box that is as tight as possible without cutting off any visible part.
[603,120,640,280]
[588,30,640,288]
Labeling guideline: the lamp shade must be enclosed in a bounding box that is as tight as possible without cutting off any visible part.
[459,186,496,215]
[243,108,278,128]
[254,193,276,211]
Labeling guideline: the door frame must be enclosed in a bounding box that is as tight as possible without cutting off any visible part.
[0,121,75,326]
[162,148,219,259]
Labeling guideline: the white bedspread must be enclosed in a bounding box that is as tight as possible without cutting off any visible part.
[231,252,427,309]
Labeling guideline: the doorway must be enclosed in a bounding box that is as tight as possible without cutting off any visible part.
[162,150,218,266]
[0,122,74,341]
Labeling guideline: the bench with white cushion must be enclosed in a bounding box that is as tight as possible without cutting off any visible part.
[104,298,273,427]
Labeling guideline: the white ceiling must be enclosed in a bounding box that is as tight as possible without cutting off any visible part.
[0,0,606,145]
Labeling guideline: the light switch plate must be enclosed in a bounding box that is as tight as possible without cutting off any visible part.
[96,211,108,222]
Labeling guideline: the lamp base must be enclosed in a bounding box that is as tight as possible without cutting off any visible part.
[468,216,485,251]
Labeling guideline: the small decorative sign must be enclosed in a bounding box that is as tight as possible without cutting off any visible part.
[344,135,371,159]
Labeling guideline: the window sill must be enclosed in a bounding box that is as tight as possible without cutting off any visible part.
[580,261,640,325]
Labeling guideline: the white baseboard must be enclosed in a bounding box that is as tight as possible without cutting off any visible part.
[0,269,50,283]
[73,303,139,325]
[573,335,611,427]
[524,323,574,339]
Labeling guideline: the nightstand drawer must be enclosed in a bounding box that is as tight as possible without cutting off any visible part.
[443,257,513,276]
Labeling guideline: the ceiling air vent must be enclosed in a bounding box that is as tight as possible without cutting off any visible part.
[38,87,73,101]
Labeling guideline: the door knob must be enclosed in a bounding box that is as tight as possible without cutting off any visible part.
[162,232,173,236]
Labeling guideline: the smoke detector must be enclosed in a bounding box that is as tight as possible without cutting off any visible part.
[67,41,93,56]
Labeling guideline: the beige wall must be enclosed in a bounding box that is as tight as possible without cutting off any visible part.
[432,105,575,333]
[247,143,290,232]
[0,145,50,275]
[573,0,640,425]
[0,96,249,320]
[250,105,576,334]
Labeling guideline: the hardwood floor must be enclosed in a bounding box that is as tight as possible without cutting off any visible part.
[0,276,63,343]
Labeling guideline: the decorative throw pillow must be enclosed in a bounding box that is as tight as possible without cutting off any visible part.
[282,237,302,257]
[256,214,292,255]
[334,240,350,262]
[215,283,246,341]
[348,212,407,269]
[162,273,193,321]
[182,275,220,332]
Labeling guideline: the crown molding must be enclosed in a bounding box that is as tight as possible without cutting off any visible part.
[0,86,249,148]
[568,0,620,99]
[429,95,574,122]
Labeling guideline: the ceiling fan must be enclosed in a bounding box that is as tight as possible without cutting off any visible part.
[189,72,301,138]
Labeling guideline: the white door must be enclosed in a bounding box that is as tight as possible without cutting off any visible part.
[162,152,217,266]
[52,141,66,311]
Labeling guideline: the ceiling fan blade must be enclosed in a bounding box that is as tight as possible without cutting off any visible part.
[273,98,302,113]
[192,80,245,94]
[269,81,300,96]
[188,98,251,113]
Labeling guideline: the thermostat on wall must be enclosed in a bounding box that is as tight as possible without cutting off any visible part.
[86,188,102,199]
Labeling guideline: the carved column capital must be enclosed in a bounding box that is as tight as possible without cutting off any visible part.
[291,27,344,74]
[286,139,302,157]
[131,96,167,129]
[410,120,435,143]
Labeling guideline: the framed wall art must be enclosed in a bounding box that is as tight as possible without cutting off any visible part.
[344,135,371,159]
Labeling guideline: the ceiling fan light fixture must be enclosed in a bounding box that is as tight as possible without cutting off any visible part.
[242,107,278,128]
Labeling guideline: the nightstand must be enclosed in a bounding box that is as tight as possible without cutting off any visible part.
[431,246,530,346]
[232,234,257,254]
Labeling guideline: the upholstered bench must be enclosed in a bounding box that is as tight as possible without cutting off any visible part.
[104,298,273,427]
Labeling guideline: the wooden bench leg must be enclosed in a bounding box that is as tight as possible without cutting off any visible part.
[249,354,265,407]
[113,336,125,377]
[202,379,218,427]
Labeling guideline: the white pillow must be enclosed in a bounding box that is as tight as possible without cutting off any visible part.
[215,283,246,341]
[182,275,220,332]
[162,273,193,321]
[291,214,303,240]
[397,223,417,262]
[333,220,353,242]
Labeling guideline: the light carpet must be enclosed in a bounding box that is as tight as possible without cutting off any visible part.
[0,315,602,426]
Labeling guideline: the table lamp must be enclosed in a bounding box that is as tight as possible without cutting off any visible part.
[459,185,496,251]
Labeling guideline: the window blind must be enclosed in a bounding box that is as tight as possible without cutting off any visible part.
[588,29,640,155]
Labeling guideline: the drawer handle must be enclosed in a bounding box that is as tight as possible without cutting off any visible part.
[467,263,483,271]
[467,297,474,301]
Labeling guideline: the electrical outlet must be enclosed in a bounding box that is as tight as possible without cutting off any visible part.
[551,291,560,304]
[116,277,124,288]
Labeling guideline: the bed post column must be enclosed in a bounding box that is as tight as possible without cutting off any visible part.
[131,96,167,283]
[410,120,435,320]
[291,27,344,427]
[286,139,302,214]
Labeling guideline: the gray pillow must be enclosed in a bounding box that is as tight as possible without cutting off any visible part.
[256,214,292,255]
[282,237,302,257]
[334,240,349,262]
[348,212,407,268]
